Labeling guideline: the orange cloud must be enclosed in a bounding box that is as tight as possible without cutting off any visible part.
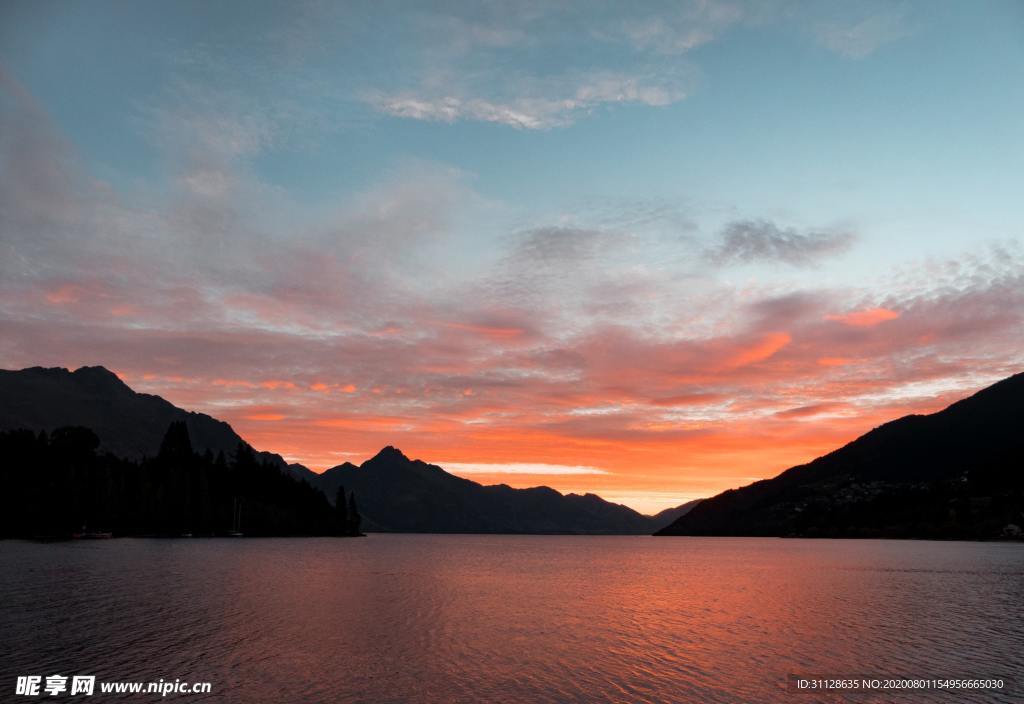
[245,412,286,422]
[817,356,852,366]
[827,307,900,327]
[212,378,258,388]
[261,379,297,390]
[722,332,791,369]
[443,321,527,340]
[314,415,413,430]
[17,250,1021,516]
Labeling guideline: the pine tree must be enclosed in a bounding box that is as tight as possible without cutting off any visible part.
[158,421,193,461]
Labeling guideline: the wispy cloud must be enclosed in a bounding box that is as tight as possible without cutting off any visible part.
[611,0,745,55]
[362,1,917,128]
[363,2,723,129]
[812,9,912,59]
[443,462,610,476]
[370,95,548,130]
[508,226,625,266]
[369,70,692,130]
[708,218,856,266]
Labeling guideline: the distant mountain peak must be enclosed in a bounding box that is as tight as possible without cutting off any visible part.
[15,365,131,393]
[317,449,661,534]
[73,364,117,376]
[369,445,409,463]
[72,365,130,388]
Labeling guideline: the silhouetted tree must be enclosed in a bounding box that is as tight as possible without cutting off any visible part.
[158,421,193,460]
[0,422,362,539]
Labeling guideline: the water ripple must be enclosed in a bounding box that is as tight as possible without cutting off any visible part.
[1,536,1021,703]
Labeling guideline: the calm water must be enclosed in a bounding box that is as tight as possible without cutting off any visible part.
[1,536,1022,703]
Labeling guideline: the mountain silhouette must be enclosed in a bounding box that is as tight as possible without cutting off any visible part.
[0,365,691,534]
[657,372,1024,539]
[0,365,311,482]
[648,499,702,528]
[315,446,676,534]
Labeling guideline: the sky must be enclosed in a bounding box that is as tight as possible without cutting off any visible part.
[1,0,1023,513]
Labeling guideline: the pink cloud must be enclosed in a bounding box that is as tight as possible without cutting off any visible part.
[45,284,83,305]
[827,306,900,327]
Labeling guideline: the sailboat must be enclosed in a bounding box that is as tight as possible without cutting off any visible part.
[228,498,243,537]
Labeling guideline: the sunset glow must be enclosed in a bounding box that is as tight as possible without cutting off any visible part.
[2,1,1023,513]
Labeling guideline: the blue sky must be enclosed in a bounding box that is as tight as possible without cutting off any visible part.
[4,1,1022,232]
[1,1,1023,511]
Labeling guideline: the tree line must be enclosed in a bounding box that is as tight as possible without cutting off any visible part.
[0,422,361,538]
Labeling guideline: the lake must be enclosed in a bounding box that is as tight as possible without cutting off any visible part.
[1,536,1021,703]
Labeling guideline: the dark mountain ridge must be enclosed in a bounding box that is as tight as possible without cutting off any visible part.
[316,446,668,534]
[0,365,309,481]
[657,372,1024,539]
[1,365,691,534]
[649,499,702,527]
